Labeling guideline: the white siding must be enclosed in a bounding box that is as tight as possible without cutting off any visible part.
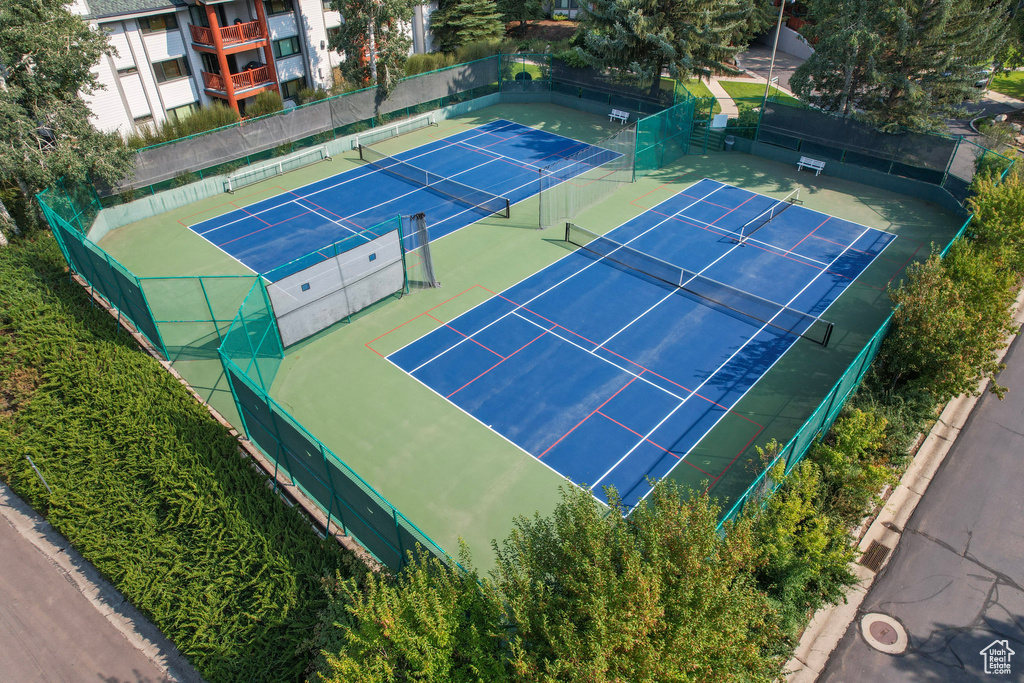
[159,78,200,108]
[121,74,151,119]
[275,54,306,81]
[85,54,132,134]
[298,0,330,88]
[105,23,135,70]
[142,27,186,62]
[124,21,164,119]
[268,14,299,39]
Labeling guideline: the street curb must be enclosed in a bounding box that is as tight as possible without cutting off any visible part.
[0,481,205,683]
[784,285,1024,682]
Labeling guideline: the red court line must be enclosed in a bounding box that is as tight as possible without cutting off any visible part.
[539,374,641,459]
[704,422,767,491]
[595,410,713,477]
[365,285,485,356]
[425,312,505,359]
[287,190,365,232]
[675,190,738,212]
[645,208,887,291]
[177,186,287,227]
[489,289,763,425]
[630,183,669,207]
[788,215,831,253]
[219,210,313,248]
[446,140,540,174]
[446,325,553,399]
[233,203,272,227]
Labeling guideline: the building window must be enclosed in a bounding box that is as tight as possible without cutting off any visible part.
[117,66,139,76]
[139,14,179,33]
[273,36,301,59]
[153,57,191,83]
[322,0,334,9]
[264,0,293,16]
[167,102,199,123]
[133,114,154,126]
[200,53,219,74]
[280,77,304,100]
[326,26,340,46]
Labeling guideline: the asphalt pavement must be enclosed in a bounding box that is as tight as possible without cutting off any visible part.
[0,482,200,683]
[820,331,1024,682]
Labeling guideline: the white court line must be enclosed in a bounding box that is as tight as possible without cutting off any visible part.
[507,310,688,404]
[403,183,730,375]
[193,120,523,237]
[590,225,875,495]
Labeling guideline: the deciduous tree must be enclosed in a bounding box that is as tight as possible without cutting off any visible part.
[328,0,414,97]
[0,0,133,241]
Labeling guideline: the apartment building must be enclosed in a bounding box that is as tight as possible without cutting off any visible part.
[73,0,437,135]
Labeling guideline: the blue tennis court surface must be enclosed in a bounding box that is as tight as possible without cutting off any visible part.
[388,178,897,509]
[187,120,617,279]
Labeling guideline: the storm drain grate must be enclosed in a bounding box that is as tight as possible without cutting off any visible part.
[860,540,892,572]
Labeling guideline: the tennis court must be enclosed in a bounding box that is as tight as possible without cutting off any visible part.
[185,119,618,278]
[387,178,896,508]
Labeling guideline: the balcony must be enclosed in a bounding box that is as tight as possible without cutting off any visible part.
[189,20,266,48]
[202,66,273,94]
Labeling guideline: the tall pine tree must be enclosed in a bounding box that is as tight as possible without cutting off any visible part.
[791,0,1010,131]
[576,0,749,94]
[431,0,505,54]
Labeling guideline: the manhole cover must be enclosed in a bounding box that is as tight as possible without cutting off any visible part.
[869,620,899,645]
[861,613,908,654]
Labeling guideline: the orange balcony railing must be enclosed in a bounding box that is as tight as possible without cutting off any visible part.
[202,66,273,93]
[189,20,266,47]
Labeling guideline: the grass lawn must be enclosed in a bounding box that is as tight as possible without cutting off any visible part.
[681,79,722,115]
[718,80,802,106]
[988,70,1024,100]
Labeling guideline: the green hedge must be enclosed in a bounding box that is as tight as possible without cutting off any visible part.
[0,234,366,682]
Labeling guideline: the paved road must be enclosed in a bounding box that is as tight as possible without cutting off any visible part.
[0,484,196,683]
[821,332,1024,682]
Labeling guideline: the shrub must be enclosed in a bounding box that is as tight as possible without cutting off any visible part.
[246,90,284,118]
[170,170,199,187]
[124,103,240,149]
[297,86,330,104]
[405,51,456,76]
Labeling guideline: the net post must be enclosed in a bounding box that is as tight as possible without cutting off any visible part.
[504,198,510,219]
[357,143,365,162]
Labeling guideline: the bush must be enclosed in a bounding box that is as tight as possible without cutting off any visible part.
[0,236,366,682]
[246,90,284,118]
[727,105,761,140]
[405,51,456,76]
[124,103,240,149]
[170,170,199,187]
[297,86,330,104]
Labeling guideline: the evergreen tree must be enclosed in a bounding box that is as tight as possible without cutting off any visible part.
[432,0,505,54]
[576,0,749,95]
[791,0,1010,131]
[328,0,414,96]
[498,0,544,35]
[0,0,133,242]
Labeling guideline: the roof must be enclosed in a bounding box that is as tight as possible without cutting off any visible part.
[84,0,191,20]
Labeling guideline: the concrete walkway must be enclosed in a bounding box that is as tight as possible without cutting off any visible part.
[0,482,202,683]
[704,75,799,119]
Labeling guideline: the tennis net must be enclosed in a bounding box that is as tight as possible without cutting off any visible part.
[565,222,834,346]
[736,189,799,244]
[358,144,510,218]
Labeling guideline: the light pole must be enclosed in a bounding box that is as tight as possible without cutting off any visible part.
[762,0,792,112]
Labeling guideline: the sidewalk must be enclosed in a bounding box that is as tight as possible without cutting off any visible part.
[0,482,202,683]
[785,285,1024,681]
[704,74,799,119]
